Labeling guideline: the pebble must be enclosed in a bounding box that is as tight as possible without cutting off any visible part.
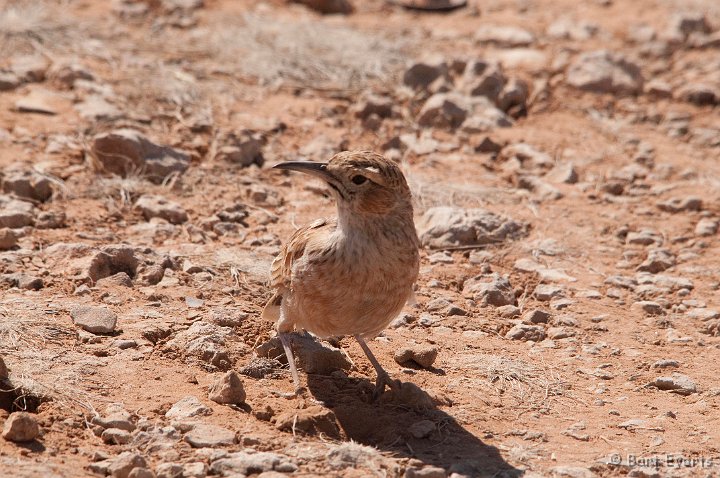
[102,428,133,445]
[210,451,297,475]
[208,371,246,405]
[70,306,118,334]
[533,284,564,301]
[107,452,148,478]
[631,301,665,316]
[636,249,675,274]
[0,228,18,250]
[566,50,643,94]
[522,309,550,324]
[165,396,212,419]
[127,469,154,478]
[656,196,702,213]
[184,423,236,448]
[2,412,40,442]
[462,273,516,307]
[652,359,679,369]
[135,195,188,224]
[651,373,697,395]
[506,324,546,342]
[475,25,535,47]
[408,419,436,439]
[394,343,439,368]
[695,218,718,237]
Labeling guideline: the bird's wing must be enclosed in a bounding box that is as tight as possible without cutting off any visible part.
[261,217,336,322]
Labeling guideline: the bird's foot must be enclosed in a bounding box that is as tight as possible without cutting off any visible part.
[372,372,401,401]
[272,384,307,400]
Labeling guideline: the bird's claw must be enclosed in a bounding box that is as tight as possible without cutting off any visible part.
[372,373,401,401]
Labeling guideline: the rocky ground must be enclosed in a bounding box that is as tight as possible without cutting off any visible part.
[0,0,719,477]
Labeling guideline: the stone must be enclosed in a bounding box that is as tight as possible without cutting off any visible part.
[461,60,506,103]
[506,324,546,341]
[184,423,236,448]
[0,73,20,91]
[0,273,43,290]
[92,405,136,433]
[656,196,702,213]
[2,169,53,201]
[547,162,579,184]
[0,196,34,228]
[626,229,662,246]
[135,195,188,224]
[695,218,719,237]
[497,305,521,318]
[35,211,66,229]
[566,50,643,95]
[408,419,435,439]
[354,93,393,119]
[405,467,447,478]
[394,344,439,368]
[676,83,718,106]
[75,95,122,120]
[165,396,212,419]
[549,466,595,478]
[293,0,353,14]
[636,249,675,274]
[687,308,720,321]
[155,463,183,478]
[418,207,527,249]
[403,59,448,91]
[70,306,118,334]
[2,412,39,442]
[523,309,550,324]
[127,469,154,478]
[497,78,529,115]
[256,334,352,375]
[182,462,207,478]
[475,25,535,47]
[0,228,18,250]
[89,129,189,183]
[534,284,564,301]
[417,93,468,129]
[0,356,7,379]
[210,451,297,475]
[651,373,697,395]
[652,359,679,369]
[214,131,264,167]
[547,18,598,40]
[165,321,232,369]
[501,143,554,171]
[668,12,711,39]
[632,301,665,316]
[15,87,71,114]
[107,452,148,478]
[463,273,516,306]
[547,327,574,340]
[460,97,513,132]
[275,406,341,437]
[208,371,246,405]
[9,55,49,82]
[102,428,133,445]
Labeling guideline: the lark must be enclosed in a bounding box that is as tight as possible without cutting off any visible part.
[263,151,420,396]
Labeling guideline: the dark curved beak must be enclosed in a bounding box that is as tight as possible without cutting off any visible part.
[273,161,333,181]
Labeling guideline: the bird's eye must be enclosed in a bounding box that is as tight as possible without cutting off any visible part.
[351,175,367,185]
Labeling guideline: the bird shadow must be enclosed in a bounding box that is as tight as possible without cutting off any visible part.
[306,374,524,477]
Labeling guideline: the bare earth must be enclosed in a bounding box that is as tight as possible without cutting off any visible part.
[0,0,719,477]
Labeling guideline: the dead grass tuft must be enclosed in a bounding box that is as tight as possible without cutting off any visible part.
[0,0,78,56]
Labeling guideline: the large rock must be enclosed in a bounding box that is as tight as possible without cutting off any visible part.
[208,370,246,405]
[2,412,39,442]
[70,306,118,334]
[566,51,643,95]
[0,196,34,228]
[135,195,188,224]
[89,129,189,183]
[1,169,53,201]
[417,207,528,249]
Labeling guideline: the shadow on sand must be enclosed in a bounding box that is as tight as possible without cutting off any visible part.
[306,373,524,477]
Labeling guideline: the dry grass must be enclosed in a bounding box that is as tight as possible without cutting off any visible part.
[0,301,97,413]
[174,13,409,91]
[0,0,79,56]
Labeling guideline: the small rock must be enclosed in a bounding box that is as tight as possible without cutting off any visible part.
[102,428,132,445]
[127,468,154,478]
[293,0,353,14]
[0,356,7,379]
[651,373,697,395]
[214,131,264,167]
[135,195,188,224]
[97,272,134,288]
[652,359,679,369]
[92,404,136,431]
[636,249,675,273]
[89,129,189,183]
[418,207,527,249]
[547,162,579,184]
[0,228,18,250]
[165,396,212,419]
[208,371,246,405]
[566,50,643,95]
[632,301,665,316]
[182,462,207,478]
[210,451,297,476]
[695,218,719,237]
[184,423,236,448]
[657,196,702,213]
[405,466,447,478]
[417,93,468,129]
[475,25,535,47]
[668,12,711,39]
[523,309,550,324]
[460,59,506,102]
[403,59,448,91]
[2,412,39,442]
[256,335,352,375]
[506,324,546,342]
[549,466,595,478]
[0,196,34,228]
[534,284,564,301]
[9,55,49,82]
[155,463,184,478]
[497,305,521,318]
[2,169,53,201]
[70,306,118,334]
[107,452,148,478]
[463,273,516,306]
[15,87,71,114]
[353,93,393,119]
[675,83,718,106]
[275,406,341,437]
[394,343,439,369]
[408,419,435,439]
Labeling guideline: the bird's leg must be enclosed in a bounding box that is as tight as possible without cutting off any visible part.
[355,335,399,399]
[278,332,305,395]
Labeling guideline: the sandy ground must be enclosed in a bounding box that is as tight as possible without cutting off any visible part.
[0,0,719,477]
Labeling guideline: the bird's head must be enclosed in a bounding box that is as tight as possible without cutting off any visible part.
[274,151,413,217]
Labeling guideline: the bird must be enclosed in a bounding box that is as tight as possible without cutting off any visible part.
[263,150,420,397]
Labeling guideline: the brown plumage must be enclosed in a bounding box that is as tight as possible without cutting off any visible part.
[263,151,420,396]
